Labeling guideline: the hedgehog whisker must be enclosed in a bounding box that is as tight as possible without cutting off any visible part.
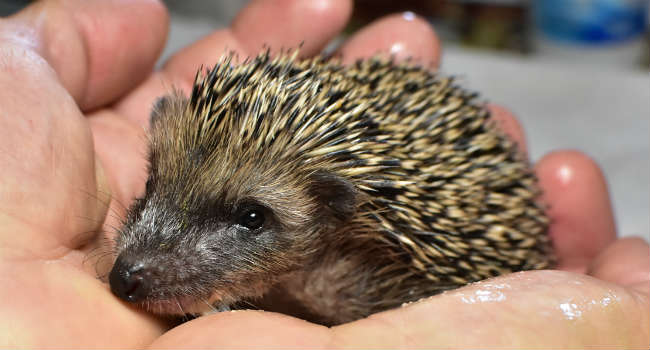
[201,298,218,314]
[77,187,127,221]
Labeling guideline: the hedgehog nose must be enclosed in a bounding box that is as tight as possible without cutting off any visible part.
[109,257,150,303]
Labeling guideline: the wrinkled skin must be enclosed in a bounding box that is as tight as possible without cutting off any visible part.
[0,0,647,348]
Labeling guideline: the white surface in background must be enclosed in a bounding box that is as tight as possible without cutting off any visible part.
[164,12,649,240]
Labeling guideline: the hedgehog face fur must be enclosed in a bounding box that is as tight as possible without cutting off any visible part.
[109,51,553,325]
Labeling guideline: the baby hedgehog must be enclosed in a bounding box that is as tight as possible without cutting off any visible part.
[108,50,554,326]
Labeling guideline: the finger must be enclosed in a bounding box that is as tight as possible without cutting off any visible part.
[88,111,148,211]
[337,12,441,69]
[3,0,168,111]
[0,49,103,257]
[116,0,352,128]
[333,270,649,348]
[589,237,650,293]
[535,150,617,272]
[487,103,527,155]
[148,311,330,349]
[231,0,352,57]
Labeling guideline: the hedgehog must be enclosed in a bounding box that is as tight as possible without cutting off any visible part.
[108,50,554,326]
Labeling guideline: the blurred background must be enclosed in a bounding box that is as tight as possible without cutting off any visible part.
[1,0,648,239]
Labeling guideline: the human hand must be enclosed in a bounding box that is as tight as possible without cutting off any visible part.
[0,0,647,348]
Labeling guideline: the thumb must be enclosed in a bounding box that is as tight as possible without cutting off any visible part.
[3,0,168,111]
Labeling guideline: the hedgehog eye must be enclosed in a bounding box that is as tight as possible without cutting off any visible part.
[237,205,266,231]
[145,177,154,191]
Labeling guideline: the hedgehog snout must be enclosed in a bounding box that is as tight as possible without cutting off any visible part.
[109,256,151,303]
[109,235,224,305]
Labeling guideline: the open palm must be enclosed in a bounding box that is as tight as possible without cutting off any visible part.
[0,0,647,348]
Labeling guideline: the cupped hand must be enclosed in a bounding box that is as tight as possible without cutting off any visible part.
[0,0,647,348]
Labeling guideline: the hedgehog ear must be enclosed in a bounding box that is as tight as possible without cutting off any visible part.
[150,96,172,126]
[150,94,187,127]
[309,171,358,223]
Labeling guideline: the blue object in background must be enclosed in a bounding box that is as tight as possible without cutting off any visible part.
[535,0,648,44]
